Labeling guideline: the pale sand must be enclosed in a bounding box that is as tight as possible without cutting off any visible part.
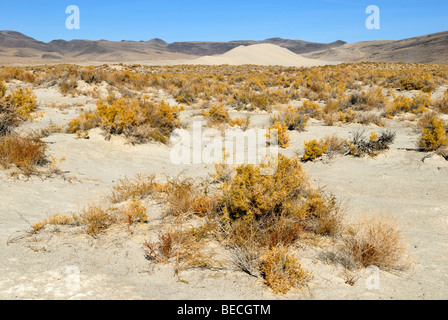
[0,83,447,300]
[188,44,339,67]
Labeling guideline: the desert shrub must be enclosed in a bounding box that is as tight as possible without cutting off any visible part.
[386,93,431,118]
[32,214,74,232]
[0,133,47,174]
[0,102,18,136]
[0,81,6,99]
[0,87,38,135]
[8,88,37,121]
[348,92,368,108]
[356,112,385,127]
[170,229,218,273]
[230,241,261,277]
[164,177,199,217]
[59,79,78,96]
[341,215,408,270]
[259,247,310,294]
[302,192,344,236]
[215,154,344,239]
[226,215,304,250]
[301,140,328,162]
[73,205,115,236]
[202,104,229,125]
[218,155,309,221]
[73,95,181,144]
[320,134,348,157]
[399,74,434,93]
[229,115,251,131]
[433,91,448,114]
[120,198,148,227]
[144,228,217,274]
[363,88,386,110]
[143,231,173,263]
[348,130,396,157]
[338,107,358,123]
[268,121,290,148]
[419,115,448,152]
[67,111,101,137]
[109,174,164,203]
[300,100,323,119]
[385,95,412,118]
[272,106,309,132]
[192,195,216,218]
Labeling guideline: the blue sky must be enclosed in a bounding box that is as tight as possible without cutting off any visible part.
[0,0,447,43]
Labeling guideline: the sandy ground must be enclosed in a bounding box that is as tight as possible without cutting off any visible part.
[0,82,447,300]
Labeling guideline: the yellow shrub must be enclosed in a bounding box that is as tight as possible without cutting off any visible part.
[110,174,164,203]
[338,107,357,123]
[0,81,6,98]
[302,140,328,162]
[97,96,139,133]
[73,205,115,236]
[385,94,411,118]
[202,104,230,125]
[7,88,38,121]
[272,106,309,132]
[72,96,181,144]
[67,111,100,135]
[259,247,309,294]
[0,133,47,174]
[219,155,310,221]
[268,121,290,148]
[120,198,148,226]
[420,116,448,151]
[229,116,251,131]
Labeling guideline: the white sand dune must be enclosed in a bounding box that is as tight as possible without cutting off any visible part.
[189,43,339,67]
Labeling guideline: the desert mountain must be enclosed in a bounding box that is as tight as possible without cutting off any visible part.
[304,31,448,64]
[0,30,447,65]
[0,31,345,65]
[161,38,346,56]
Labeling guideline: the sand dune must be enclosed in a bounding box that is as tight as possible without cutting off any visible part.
[189,44,339,67]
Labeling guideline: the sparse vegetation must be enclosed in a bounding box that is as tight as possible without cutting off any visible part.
[348,130,396,157]
[419,115,448,152]
[341,215,409,270]
[0,133,47,174]
[302,140,328,162]
[10,61,434,296]
[259,247,310,294]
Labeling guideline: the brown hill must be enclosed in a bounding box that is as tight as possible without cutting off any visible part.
[304,31,448,64]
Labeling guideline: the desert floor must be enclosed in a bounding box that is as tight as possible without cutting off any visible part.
[0,80,447,300]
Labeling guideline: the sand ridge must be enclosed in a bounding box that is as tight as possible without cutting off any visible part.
[189,43,339,67]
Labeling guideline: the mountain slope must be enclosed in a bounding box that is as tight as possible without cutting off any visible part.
[304,31,448,64]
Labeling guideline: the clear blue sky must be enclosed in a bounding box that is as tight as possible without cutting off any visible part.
[1,0,447,43]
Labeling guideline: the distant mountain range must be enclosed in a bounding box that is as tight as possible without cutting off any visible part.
[0,30,447,65]
[303,31,448,64]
